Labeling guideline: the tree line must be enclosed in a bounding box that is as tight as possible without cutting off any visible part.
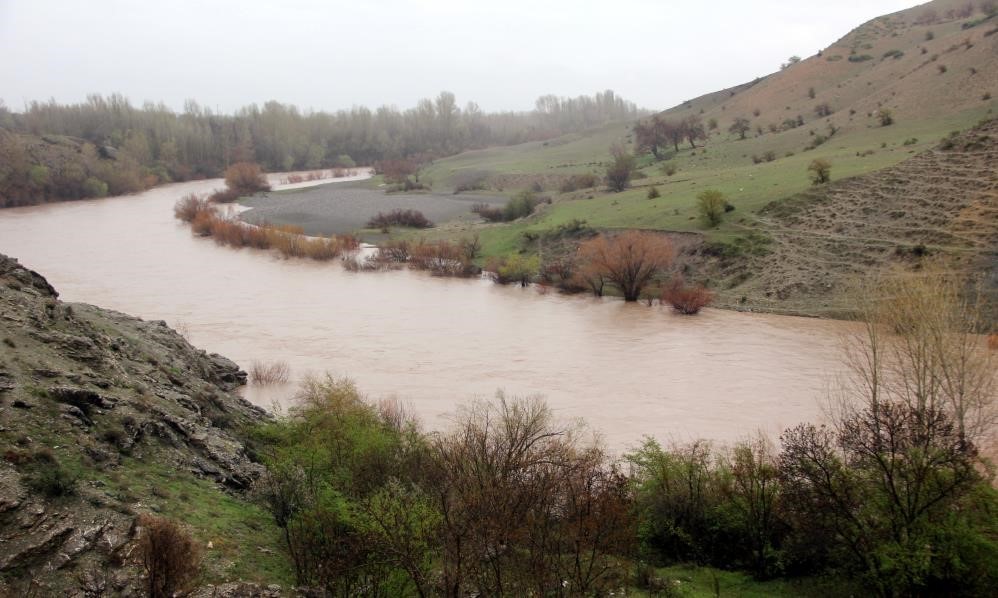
[0,91,646,207]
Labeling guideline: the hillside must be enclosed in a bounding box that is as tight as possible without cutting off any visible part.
[414,0,998,314]
[708,118,998,315]
[0,255,289,595]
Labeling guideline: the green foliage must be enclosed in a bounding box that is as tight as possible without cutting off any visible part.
[807,159,831,184]
[605,144,636,192]
[494,254,540,285]
[647,186,661,199]
[503,190,542,221]
[81,176,108,198]
[28,164,50,188]
[704,232,773,259]
[333,154,356,168]
[1,90,645,205]
[25,459,78,497]
[254,376,430,594]
[696,189,727,227]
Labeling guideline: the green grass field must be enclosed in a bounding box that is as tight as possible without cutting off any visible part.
[416,103,993,260]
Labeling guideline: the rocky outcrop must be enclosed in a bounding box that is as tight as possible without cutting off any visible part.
[0,253,271,592]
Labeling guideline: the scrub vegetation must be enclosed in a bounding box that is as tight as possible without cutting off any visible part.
[236,271,996,597]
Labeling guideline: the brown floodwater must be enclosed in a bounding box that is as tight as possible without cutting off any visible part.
[0,176,854,452]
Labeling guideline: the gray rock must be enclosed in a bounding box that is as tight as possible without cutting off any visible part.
[0,467,25,513]
[49,386,117,410]
[0,522,74,571]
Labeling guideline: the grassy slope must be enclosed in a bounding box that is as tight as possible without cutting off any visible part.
[416,0,998,308]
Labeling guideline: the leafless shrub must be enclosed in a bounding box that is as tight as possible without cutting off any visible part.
[662,279,714,314]
[173,193,211,222]
[136,514,202,598]
[250,360,291,385]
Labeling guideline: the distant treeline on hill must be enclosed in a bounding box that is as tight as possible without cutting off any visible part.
[0,91,647,207]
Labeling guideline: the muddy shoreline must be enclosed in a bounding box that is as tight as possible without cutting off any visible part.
[238,180,506,237]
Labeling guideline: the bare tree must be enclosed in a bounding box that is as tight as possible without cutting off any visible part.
[577,231,674,301]
[136,515,202,598]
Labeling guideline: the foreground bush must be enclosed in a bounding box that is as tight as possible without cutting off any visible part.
[137,514,202,598]
[255,382,634,596]
[245,271,996,597]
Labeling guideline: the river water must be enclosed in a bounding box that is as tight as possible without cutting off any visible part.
[0,175,853,451]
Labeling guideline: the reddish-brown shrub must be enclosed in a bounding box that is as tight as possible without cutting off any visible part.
[375,159,417,184]
[224,162,270,194]
[577,231,674,301]
[136,514,202,598]
[988,333,998,351]
[190,211,215,236]
[208,188,241,203]
[408,240,477,276]
[173,194,211,222]
[662,280,714,314]
[472,203,505,222]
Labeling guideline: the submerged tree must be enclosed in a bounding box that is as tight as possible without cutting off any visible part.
[577,231,674,301]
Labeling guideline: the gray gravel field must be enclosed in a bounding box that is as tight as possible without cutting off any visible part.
[239,181,506,236]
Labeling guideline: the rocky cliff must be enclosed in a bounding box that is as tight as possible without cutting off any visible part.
[0,254,282,595]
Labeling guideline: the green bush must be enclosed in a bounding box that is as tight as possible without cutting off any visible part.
[333,154,355,168]
[26,461,78,497]
[501,190,542,221]
[82,176,108,198]
[28,165,50,188]
[492,254,540,286]
[697,190,728,227]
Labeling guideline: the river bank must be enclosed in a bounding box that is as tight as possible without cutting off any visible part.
[0,175,858,451]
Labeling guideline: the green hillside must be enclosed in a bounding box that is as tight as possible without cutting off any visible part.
[415,0,998,313]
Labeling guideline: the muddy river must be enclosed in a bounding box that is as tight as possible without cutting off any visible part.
[0,174,853,451]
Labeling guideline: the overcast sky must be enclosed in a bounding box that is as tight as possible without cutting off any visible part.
[0,0,922,114]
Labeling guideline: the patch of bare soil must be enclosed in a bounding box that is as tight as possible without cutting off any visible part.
[726,118,998,318]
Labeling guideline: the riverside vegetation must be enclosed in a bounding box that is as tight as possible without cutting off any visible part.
[1,252,995,596]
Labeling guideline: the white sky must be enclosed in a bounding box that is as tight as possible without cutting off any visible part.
[0,0,922,113]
